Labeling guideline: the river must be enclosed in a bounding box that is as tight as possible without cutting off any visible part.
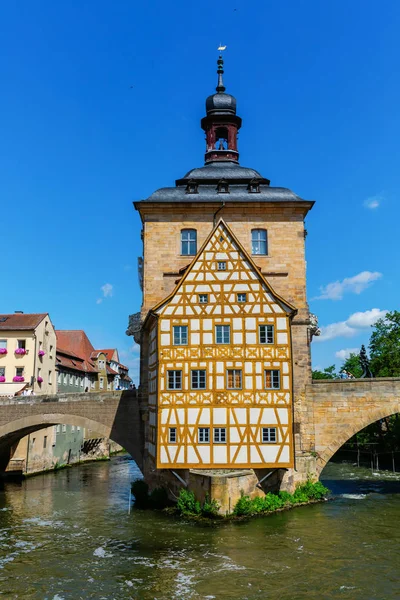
[0,455,399,600]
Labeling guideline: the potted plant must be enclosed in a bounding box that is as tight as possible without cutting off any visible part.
[38,350,45,357]
[13,376,25,382]
[37,376,43,383]
[0,376,5,383]
[15,348,27,356]
[0,348,7,355]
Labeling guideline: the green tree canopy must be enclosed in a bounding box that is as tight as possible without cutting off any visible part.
[369,311,400,377]
[341,353,363,378]
[312,365,337,380]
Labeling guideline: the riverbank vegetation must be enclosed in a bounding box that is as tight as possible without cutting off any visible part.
[130,479,329,520]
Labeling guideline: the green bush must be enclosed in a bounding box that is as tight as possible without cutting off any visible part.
[131,479,149,508]
[233,481,329,517]
[202,495,220,517]
[177,489,201,515]
[149,487,169,509]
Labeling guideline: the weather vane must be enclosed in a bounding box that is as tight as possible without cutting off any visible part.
[218,44,227,52]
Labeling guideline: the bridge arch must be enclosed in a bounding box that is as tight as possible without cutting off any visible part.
[316,402,400,476]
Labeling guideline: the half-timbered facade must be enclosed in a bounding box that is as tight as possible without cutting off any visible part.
[131,55,315,495]
[146,220,296,468]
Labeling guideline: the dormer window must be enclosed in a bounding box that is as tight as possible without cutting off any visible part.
[217,180,229,194]
[248,179,260,193]
[186,179,198,194]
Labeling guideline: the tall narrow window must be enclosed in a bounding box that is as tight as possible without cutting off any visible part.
[169,427,177,443]
[265,370,280,389]
[227,369,242,389]
[181,229,197,255]
[17,339,26,349]
[216,325,230,344]
[251,229,268,255]
[173,325,188,345]
[214,428,226,443]
[167,370,182,390]
[198,428,210,443]
[191,370,206,390]
[259,325,274,344]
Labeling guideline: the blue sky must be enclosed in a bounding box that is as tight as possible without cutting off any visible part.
[1,1,399,382]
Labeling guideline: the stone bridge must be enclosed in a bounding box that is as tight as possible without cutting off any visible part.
[0,390,144,473]
[307,378,400,475]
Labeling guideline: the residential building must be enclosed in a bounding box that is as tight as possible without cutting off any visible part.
[56,331,107,392]
[96,348,132,390]
[0,312,57,395]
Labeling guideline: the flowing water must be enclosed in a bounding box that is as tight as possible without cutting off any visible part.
[0,455,399,599]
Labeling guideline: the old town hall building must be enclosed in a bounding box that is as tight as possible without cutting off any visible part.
[132,56,315,492]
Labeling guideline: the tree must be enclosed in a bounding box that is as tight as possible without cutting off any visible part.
[342,353,362,378]
[312,365,337,380]
[369,311,400,377]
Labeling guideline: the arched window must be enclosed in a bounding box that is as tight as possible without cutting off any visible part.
[252,229,267,255]
[181,229,197,256]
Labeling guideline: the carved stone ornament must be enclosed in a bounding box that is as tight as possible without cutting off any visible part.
[126,312,142,344]
[309,313,321,341]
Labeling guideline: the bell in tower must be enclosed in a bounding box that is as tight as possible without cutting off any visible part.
[201,55,242,164]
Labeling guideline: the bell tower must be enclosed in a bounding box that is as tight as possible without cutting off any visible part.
[201,55,242,164]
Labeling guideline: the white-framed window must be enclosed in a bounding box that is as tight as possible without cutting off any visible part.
[63,374,67,385]
[217,261,226,271]
[259,324,274,344]
[62,424,66,433]
[262,427,277,443]
[214,427,226,443]
[216,325,230,344]
[17,339,26,349]
[265,370,280,389]
[49,345,53,358]
[198,427,210,443]
[56,424,61,433]
[0,340,7,349]
[169,427,177,443]
[237,293,247,303]
[77,426,81,431]
[69,374,73,386]
[191,370,206,390]
[57,372,61,384]
[107,381,111,390]
[98,360,105,370]
[48,371,52,384]
[227,369,242,389]
[99,377,104,389]
[71,425,75,432]
[0,367,5,377]
[75,376,79,386]
[173,325,188,345]
[199,294,208,304]
[54,425,59,435]
[16,367,24,377]
[252,229,268,255]
[181,229,197,255]
[167,370,182,390]
[80,378,84,387]
[37,368,41,380]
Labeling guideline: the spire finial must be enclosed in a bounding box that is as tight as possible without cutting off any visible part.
[216,45,226,93]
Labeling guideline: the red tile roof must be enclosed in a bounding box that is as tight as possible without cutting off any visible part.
[97,349,119,362]
[56,330,98,373]
[0,313,48,330]
[56,351,88,373]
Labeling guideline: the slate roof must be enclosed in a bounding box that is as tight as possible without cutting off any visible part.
[0,313,48,330]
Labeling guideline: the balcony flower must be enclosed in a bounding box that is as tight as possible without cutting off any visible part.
[0,376,5,383]
[0,348,7,355]
[13,376,25,382]
[15,348,27,356]
[38,350,45,357]
[37,376,43,383]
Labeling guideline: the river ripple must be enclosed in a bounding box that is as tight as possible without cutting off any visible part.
[0,456,399,599]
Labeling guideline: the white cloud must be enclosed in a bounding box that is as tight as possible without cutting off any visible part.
[101,283,113,298]
[364,193,383,210]
[313,271,382,301]
[96,283,113,304]
[315,308,387,342]
[335,348,359,361]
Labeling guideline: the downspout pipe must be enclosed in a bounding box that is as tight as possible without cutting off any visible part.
[213,201,225,226]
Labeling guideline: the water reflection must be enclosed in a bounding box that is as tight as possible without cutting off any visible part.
[0,457,399,599]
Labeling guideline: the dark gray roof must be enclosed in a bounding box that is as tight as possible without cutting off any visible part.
[182,162,263,181]
[205,92,236,115]
[142,184,310,203]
